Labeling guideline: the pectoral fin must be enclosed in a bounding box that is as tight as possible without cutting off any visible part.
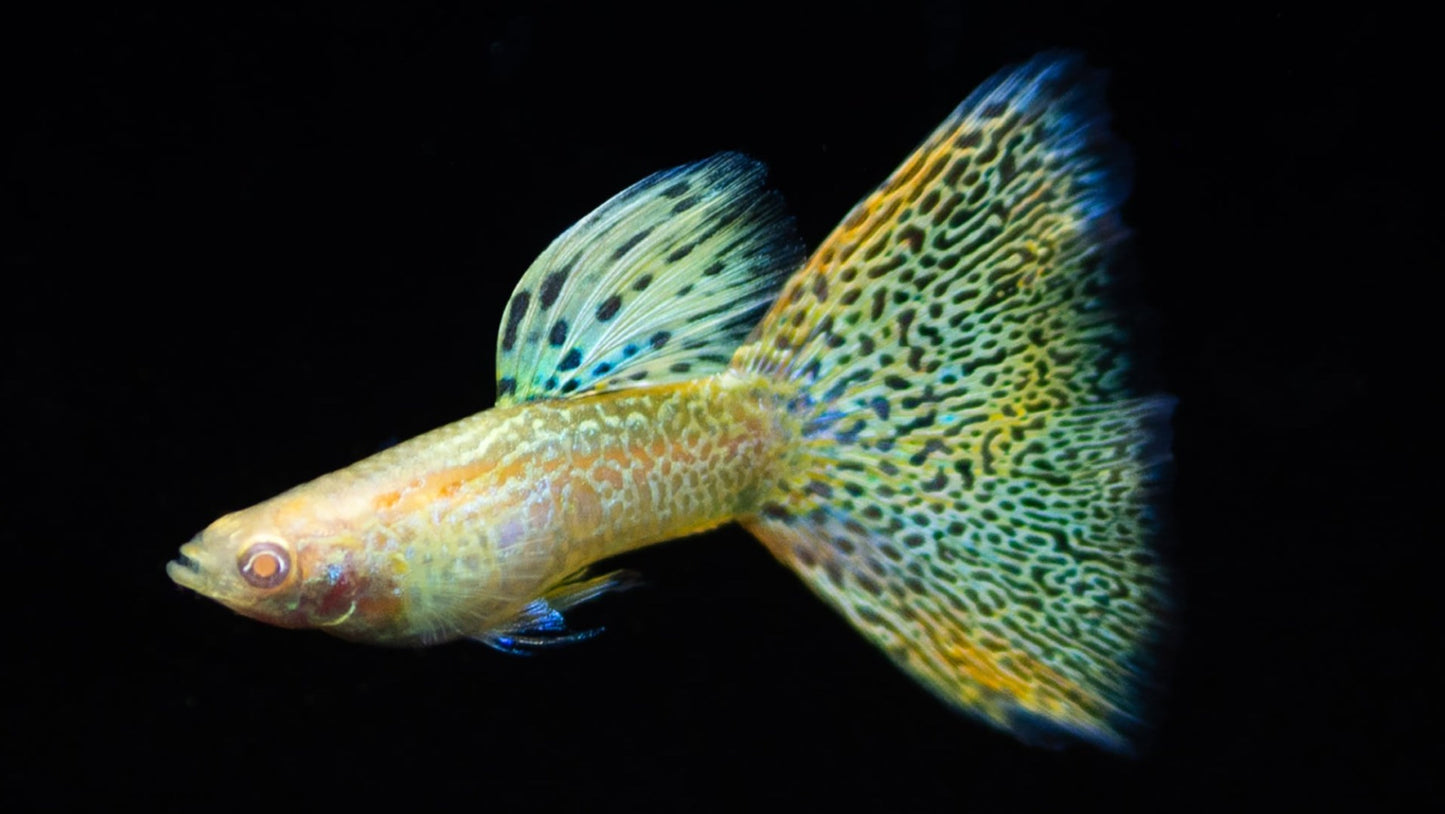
[472,569,639,654]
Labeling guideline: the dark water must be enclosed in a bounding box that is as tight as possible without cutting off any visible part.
[7,3,1431,809]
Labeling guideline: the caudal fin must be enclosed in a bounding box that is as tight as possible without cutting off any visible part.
[731,53,1172,750]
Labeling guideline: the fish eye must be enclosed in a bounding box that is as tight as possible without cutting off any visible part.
[238,540,291,589]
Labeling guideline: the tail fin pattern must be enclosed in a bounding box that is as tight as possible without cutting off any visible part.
[732,54,1171,750]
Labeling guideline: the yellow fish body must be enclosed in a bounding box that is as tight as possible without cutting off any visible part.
[169,53,1171,750]
[172,376,792,646]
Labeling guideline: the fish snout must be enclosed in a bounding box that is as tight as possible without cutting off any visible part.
[166,539,207,591]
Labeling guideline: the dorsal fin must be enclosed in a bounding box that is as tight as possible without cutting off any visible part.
[495,153,803,404]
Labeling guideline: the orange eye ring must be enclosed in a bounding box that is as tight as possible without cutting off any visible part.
[238,541,291,589]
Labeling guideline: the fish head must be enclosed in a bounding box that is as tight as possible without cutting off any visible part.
[167,507,313,629]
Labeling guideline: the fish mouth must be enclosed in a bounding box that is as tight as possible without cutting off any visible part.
[166,541,206,591]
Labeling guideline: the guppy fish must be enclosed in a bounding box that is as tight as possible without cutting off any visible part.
[169,53,1171,751]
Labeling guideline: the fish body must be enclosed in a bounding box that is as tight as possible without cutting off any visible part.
[172,374,795,645]
[170,53,1171,750]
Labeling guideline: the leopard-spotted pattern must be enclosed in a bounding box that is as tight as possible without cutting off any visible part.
[733,53,1171,750]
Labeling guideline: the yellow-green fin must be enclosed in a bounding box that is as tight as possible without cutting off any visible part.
[495,153,803,404]
[733,53,1171,751]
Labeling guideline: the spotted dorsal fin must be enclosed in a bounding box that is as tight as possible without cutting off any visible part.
[495,153,803,404]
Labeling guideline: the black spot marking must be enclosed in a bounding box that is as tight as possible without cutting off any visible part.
[558,348,582,371]
[870,289,887,321]
[953,459,975,490]
[702,261,725,276]
[907,346,925,371]
[869,397,891,420]
[649,331,671,349]
[548,320,568,348]
[497,377,517,398]
[863,236,888,262]
[611,227,654,261]
[807,481,833,498]
[660,181,691,198]
[632,274,653,292]
[945,157,971,187]
[898,225,925,253]
[834,419,865,444]
[501,291,529,352]
[921,469,949,492]
[596,295,622,322]
[592,362,613,376]
[998,152,1018,187]
[669,362,691,373]
[854,574,883,597]
[539,271,568,309]
[897,308,916,345]
[560,379,580,394]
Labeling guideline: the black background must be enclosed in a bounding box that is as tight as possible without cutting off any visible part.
[6,3,1434,810]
